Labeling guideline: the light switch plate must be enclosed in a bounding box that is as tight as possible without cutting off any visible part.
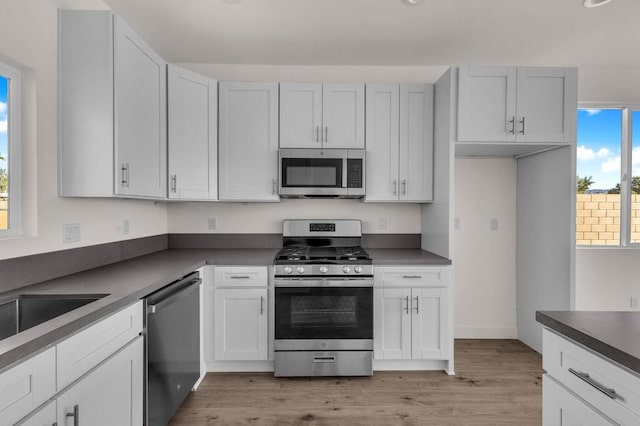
[63,223,81,243]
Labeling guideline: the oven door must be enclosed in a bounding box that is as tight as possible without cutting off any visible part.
[274,279,373,350]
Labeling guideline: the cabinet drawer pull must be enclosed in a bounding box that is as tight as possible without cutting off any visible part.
[260,296,265,315]
[414,296,419,314]
[568,368,617,400]
[509,116,515,135]
[393,180,397,195]
[121,163,130,187]
[272,179,277,195]
[230,275,251,279]
[401,179,406,195]
[313,356,335,363]
[316,126,320,143]
[66,404,79,426]
[402,275,422,279]
[404,295,409,314]
[324,126,328,144]
[519,116,526,135]
[171,174,177,193]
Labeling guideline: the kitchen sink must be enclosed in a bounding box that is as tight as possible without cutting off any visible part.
[0,294,107,341]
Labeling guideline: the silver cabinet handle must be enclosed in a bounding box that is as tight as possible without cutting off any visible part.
[509,116,515,135]
[316,126,320,143]
[402,275,422,279]
[313,356,335,363]
[121,163,130,187]
[171,174,177,193]
[272,179,277,195]
[404,295,409,314]
[414,296,419,314]
[230,275,251,279]
[401,180,406,195]
[66,404,79,426]
[260,296,265,315]
[324,126,328,144]
[568,368,617,399]
[519,116,526,135]
[393,180,397,195]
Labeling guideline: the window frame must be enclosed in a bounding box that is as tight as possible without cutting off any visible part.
[0,61,22,238]
[577,102,640,248]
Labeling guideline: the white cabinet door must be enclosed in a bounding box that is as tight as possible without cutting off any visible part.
[15,400,55,426]
[457,66,517,142]
[167,65,217,200]
[399,84,433,202]
[543,376,615,426]
[280,83,323,148]
[374,288,411,360]
[113,16,167,198]
[322,83,365,149]
[218,82,280,201]
[411,288,449,360]
[365,84,400,202]
[214,288,268,361]
[56,337,143,426]
[516,67,577,143]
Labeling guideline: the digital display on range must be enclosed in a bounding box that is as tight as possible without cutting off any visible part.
[309,223,335,232]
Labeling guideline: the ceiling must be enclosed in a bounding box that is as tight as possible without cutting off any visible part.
[103,0,640,67]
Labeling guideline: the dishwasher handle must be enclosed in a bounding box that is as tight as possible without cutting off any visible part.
[147,275,201,315]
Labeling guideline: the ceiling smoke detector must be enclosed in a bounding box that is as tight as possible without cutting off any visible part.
[403,0,424,5]
[583,0,613,7]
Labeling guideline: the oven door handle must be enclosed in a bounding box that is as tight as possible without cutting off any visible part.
[275,278,373,287]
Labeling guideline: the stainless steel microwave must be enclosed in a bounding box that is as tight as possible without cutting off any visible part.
[278,149,365,198]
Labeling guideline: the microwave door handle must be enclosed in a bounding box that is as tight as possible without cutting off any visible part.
[342,158,348,188]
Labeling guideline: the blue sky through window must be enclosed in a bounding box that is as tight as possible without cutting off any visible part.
[0,75,7,170]
[577,108,622,191]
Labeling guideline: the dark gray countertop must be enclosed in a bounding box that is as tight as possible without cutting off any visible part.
[537,310,640,376]
[0,247,449,371]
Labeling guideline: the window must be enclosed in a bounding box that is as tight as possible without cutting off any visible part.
[0,62,20,236]
[576,105,639,246]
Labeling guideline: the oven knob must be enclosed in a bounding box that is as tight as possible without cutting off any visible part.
[354,266,362,274]
[319,266,329,274]
[296,266,305,274]
[284,266,293,274]
[342,266,351,274]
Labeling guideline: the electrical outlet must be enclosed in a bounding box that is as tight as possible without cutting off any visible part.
[208,217,217,231]
[490,218,499,231]
[122,219,130,235]
[63,223,81,243]
[377,217,387,231]
[631,296,639,309]
[454,217,461,230]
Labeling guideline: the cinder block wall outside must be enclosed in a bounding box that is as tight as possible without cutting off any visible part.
[576,194,640,245]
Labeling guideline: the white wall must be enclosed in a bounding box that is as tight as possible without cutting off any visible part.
[454,158,517,338]
[575,67,640,312]
[0,0,167,260]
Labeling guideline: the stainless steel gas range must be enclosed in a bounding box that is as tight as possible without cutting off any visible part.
[273,219,373,377]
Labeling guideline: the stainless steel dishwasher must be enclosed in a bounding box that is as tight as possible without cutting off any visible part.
[145,271,201,426]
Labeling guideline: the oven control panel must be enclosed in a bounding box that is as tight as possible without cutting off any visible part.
[275,264,373,277]
[309,223,335,232]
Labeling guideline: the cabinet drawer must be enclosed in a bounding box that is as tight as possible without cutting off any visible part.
[0,347,55,426]
[375,267,449,288]
[543,329,640,424]
[57,300,143,390]
[214,266,268,287]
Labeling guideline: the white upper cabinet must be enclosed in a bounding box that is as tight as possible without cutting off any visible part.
[280,83,365,149]
[457,66,577,143]
[59,10,167,199]
[218,82,280,202]
[167,65,218,200]
[279,83,323,148]
[365,84,433,202]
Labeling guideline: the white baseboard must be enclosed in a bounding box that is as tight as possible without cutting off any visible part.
[454,325,518,339]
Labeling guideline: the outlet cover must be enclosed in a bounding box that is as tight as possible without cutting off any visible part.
[63,223,81,243]
[122,219,130,235]
[490,218,499,231]
[377,217,387,230]
[631,296,639,308]
[208,217,217,231]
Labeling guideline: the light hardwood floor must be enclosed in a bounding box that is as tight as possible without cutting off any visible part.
[170,340,542,425]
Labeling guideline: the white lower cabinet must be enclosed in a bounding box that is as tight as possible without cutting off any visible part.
[3,301,144,426]
[542,328,640,425]
[543,375,615,426]
[373,266,452,373]
[211,266,270,364]
[56,336,143,426]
